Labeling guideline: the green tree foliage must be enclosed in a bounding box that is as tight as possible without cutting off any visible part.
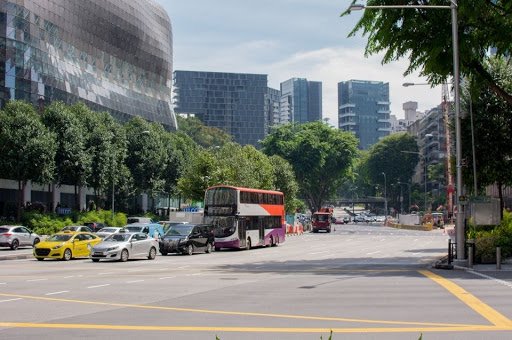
[343,0,512,105]
[269,155,300,213]
[261,122,358,212]
[460,56,512,214]
[0,101,56,218]
[177,115,232,148]
[42,101,91,209]
[124,117,168,200]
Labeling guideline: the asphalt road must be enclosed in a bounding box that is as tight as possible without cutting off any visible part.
[1,224,511,339]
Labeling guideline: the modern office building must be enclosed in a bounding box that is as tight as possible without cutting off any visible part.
[265,87,281,133]
[173,70,269,146]
[338,80,391,150]
[0,0,177,129]
[0,0,176,214]
[279,78,322,125]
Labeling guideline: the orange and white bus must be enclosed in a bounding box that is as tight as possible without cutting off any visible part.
[203,185,285,250]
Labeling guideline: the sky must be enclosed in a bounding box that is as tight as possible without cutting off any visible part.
[155,0,442,125]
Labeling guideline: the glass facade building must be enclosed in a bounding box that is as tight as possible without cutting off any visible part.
[0,0,177,129]
[279,78,322,125]
[173,70,268,146]
[338,80,391,150]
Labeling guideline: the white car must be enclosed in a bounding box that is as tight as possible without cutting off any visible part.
[90,231,158,262]
[96,227,122,239]
[0,225,41,250]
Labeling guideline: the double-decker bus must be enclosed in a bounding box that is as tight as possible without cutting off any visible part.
[203,185,285,250]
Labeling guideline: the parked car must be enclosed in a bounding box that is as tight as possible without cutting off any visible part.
[124,223,164,239]
[96,227,122,239]
[158,221,188,233]
[90,231,158,262]
[126,216,153,224]
[84,222,106,233]
[343,216,351,224]
[61,225,93,233]
[0,225,41,250]
[159,223,215,256]
[33,231,101,261]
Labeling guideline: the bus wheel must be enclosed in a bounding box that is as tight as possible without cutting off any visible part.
[246,238,252,250]
[268,236,273,247]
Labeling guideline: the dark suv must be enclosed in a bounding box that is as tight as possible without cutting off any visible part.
[159,223,214,256]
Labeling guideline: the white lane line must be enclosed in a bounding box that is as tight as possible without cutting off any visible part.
[87,284,110,289]
[0,282,6,285]
[309,251,328,255]
[159,276,176,280]
[467,270,512,289]
[157,268,168,271]
[63,276,75,279]
[176,266,190,269]
[26,278,48,282]
[45,291,69,296]
[366,251,382,255]
[0,298,22,303]
[126,280,145,284]
[186,273,201,276]
[98,272,115,275]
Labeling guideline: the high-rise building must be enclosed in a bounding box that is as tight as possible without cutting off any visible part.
[279,78,322,125]
[0,0,177,129]
[265,87,281,133]
[173,71,268,146]
[338,80,391,149]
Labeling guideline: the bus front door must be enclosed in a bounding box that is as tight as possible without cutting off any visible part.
[259,217,265,246]
[238,218,247,248]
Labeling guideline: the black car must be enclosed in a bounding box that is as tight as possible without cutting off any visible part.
[159,223,214,256]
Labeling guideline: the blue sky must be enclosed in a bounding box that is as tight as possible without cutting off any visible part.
[156,0,441,124]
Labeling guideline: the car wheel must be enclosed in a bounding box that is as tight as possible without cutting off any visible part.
[33,238,40,246]
[148,247,157,260]
[10,239,19,250]
[160,250,168,256]
[186,244,194,256]
[205,242,212,253]
[36,257,44,261]
[214,246,221,252]
[62,248,72,261]
[327,228,331,233]
[246,237,251,250]
[268,236,273,247]
[92,259,100,262]
[120,249,129,262]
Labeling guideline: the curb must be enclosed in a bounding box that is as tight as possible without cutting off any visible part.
[0,253,33,261]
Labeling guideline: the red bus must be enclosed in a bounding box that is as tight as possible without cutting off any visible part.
[203,185,285,250]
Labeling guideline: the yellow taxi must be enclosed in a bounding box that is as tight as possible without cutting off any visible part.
[33,231,101,261]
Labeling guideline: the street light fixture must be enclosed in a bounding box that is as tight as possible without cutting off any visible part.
[381,172,387,216]
[348,0,464,261]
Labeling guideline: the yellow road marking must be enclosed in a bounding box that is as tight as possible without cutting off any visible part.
[420,270,512,327]
[0,292,473,328]
[0,322,509,333]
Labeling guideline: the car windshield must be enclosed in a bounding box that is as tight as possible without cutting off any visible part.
[47,234,72,242]
[125,226,143,233]
[165,225,193,236]
[98,228,117,233]
[314,214,329,221]
[106,234,131,242]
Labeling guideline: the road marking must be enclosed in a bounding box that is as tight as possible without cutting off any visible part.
[87,284,110,289]
[0,322,508,333]
[466,270,512,290]
[158,276,176,280]
[0,282,6,285]
[0,292,479,328]
[126,280,145,284]
[420,270,512,327]
[45,291,69,296]
[63,276,75,279]
[186,273,201,276]
[366,251,381,255]
[98,272,115,275]
[309,251,328,255]
[0,298,22,303]
[26,278,48,282]
[177,266,190,269]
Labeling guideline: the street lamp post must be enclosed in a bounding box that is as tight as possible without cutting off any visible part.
[381,172,387,216]
[349,0,464,261]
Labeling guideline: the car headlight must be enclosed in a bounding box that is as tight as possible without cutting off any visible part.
[107,246,119,252]
[52,244,63,250]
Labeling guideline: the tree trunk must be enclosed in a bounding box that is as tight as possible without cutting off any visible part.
[498,181,504,220]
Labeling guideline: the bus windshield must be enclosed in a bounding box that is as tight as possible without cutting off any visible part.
[205,187,236,205]
[205,216,236,238]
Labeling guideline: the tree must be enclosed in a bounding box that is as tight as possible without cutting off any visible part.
[124,117,168,206]
[261,122,358,212]
[177,115,232,148]
[42,101,91,210]
[343,0,512,105]
[269,155,300,213]
[460,56,512,215]
[0,101,56,219]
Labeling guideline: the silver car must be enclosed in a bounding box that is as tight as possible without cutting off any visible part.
[96,227,122,239]
[0,225,41,250]
[90,232,158,262]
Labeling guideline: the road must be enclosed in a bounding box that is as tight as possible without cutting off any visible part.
[1,223,511,339]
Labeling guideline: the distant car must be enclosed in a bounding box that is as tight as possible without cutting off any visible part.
[90,231,158,262]
[0,225,41,250]
[33,231,101,261]
[61,225,93,233]
[354,215,366,223]
[124,223,164,239]
[96,227,122,239]
[159,223,215,255]
[333,218,344,225]
[84,222,106,233]
[343,216,351,224]
[126,216,153,224]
